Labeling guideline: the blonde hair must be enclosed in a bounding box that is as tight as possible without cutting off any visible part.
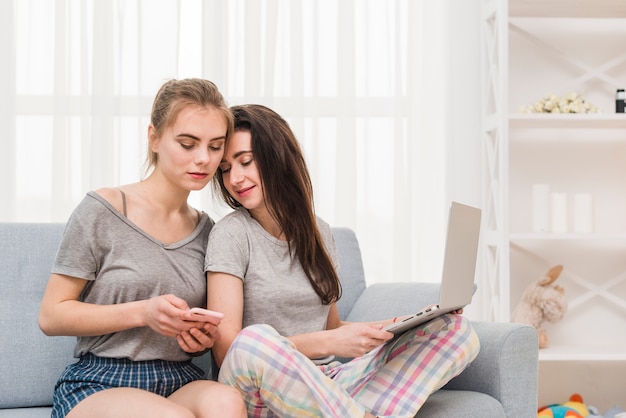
[143,78,233,177]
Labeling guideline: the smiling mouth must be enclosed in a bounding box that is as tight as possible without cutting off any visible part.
[237,186,255,196]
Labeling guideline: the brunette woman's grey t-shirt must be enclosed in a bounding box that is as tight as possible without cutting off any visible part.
[52,191,213,362]
[204,207,338,337]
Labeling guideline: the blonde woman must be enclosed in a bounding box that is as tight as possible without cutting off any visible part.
[39,79,246,418]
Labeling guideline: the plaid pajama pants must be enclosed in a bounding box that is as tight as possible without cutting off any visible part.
[218,313,480,418]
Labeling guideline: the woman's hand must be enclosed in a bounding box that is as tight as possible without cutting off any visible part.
[326,322,394,358]
[177,322,220,353]
[289,303,393,360]
[143,294,222,353]
[143,294,203,337]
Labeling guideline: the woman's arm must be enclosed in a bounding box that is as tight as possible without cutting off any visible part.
[38,273,200,338]
[287,304,395,359]
[206,271,244,367]
[325,304,404,330]
[205,274,395,363]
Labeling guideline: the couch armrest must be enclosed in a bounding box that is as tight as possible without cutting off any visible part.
[344,282,538,418]
[444,321,538,418]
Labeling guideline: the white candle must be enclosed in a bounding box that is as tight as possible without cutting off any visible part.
[532,184,551,233]
[550,192,568,233]
[573,193,594,233]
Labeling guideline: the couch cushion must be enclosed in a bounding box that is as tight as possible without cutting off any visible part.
[0,407,52,418]
[0,223,76,409]
[415,389,505,417]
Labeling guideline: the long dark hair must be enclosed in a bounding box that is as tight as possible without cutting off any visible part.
[214,104,341,305]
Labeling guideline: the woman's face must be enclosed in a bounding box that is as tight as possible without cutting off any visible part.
[150,105,227,192]
[219,130,266,213]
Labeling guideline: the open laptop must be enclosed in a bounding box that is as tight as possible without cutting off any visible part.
[383,201,481,335]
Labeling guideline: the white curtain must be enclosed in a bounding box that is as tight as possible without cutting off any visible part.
[1,0,481,287]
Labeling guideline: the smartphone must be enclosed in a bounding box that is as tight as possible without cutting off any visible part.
[187,307,224,325]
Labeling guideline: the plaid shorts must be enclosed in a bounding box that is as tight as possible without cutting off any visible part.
[52,353,205,418]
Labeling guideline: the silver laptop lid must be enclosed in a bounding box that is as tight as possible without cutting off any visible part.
[438,202,481,310]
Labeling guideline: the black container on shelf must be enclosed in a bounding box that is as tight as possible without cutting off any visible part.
[617,89,625,113]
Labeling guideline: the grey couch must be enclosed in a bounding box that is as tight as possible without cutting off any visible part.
[0,223,538,417]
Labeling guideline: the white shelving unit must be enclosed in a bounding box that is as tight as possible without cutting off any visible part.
[510,113,626,130]
[481,0,626,410]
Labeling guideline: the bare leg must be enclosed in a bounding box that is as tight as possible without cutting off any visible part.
[67,388,194,418]
[169,380,247,418]
[67,381,246,418]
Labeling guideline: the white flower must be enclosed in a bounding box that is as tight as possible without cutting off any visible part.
[519,91,600,114]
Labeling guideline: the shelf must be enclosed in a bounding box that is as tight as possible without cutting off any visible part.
[539,345,626,361]
[509,113,626,129]
[510,233,626,253]
[511,233,626,241]
[510,0,626,18]
[482,1,626,405]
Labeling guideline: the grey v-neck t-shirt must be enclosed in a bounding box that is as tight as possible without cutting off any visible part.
[204,207,338,337]
[52,192,214,361]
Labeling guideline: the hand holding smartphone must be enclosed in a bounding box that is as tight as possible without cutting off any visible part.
[186,307,224,325]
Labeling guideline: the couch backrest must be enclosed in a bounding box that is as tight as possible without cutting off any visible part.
[0,223,75,409]
[331,227,367,320]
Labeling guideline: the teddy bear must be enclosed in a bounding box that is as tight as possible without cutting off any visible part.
[511,264,568,348]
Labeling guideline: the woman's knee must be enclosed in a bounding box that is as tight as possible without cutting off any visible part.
[68,388,195,418]
[196,385,246,418]
[228,324,283,356]
[169,380,245,418]
[456,315,479,341]
[415,314,480,354]
[451,315,481,360]
[220,323,296,385]
[213,386,246,414]
[240,323,280,341]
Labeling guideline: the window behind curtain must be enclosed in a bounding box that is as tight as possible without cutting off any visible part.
[2,0,458,286]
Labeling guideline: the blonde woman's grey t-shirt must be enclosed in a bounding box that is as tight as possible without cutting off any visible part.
[52,192,214,362]
[204,207,338,337]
